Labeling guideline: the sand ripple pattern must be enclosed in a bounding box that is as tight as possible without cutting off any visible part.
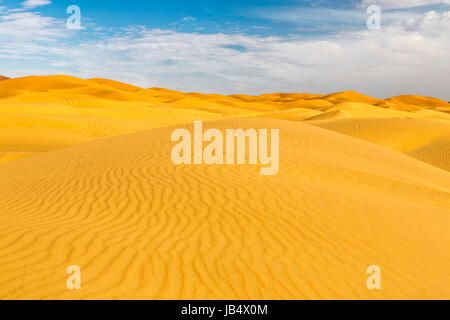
[0,119,449,299]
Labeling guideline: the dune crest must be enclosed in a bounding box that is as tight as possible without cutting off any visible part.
[0,76,449,299]
[0,75,449,169]
[0,119,449,299]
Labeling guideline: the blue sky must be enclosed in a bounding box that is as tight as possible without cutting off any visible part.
[0,0,449,99]
[2,0,373,36]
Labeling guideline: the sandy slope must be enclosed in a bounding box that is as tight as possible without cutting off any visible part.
[1,76,450,300]
[311,118,450,171]
[0,76,449,165]
[407,137,450,171]
[0,119,449,300]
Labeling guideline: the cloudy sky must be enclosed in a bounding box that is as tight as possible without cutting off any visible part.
[0,0,449,99]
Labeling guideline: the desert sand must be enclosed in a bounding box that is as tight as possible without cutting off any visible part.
[0,75,449,299]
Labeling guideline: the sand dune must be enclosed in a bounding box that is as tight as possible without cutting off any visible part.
[0,119,449,299]
[322,91,384,105]
[312,118,450,151]
[88,78,143,92]
[1,76,449,166]
[407,137,450,171]
[311,118,450,171]
[0,76,450,300]
[387,95,450,110]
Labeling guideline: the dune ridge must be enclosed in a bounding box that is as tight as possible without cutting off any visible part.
[0,76,450,300]
[0,119,449,299]
[0,75,449,168]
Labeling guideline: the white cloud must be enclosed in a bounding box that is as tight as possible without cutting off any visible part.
[0,8,449,100]
[22,0,51,9]
[0,11,64,39]
[358,0,450,10]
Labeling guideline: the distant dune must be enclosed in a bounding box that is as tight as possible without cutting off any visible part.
[0,76,449,299]
[0,76,9,81]
[0,75,449,166]
[312,118,450,171]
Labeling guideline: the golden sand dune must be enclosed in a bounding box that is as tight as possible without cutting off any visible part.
[311,118,450,171]
[407,137,450,171]
[0,76,231,162]
[0,119,449,300]
[0,76,9,81]
[0,75,449,166]
[311,117,450,152]
[1,76,450,300]
[0,127,94,164]
[387,95,450,111]
[322,91,383,105]
[88,78,143,92]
